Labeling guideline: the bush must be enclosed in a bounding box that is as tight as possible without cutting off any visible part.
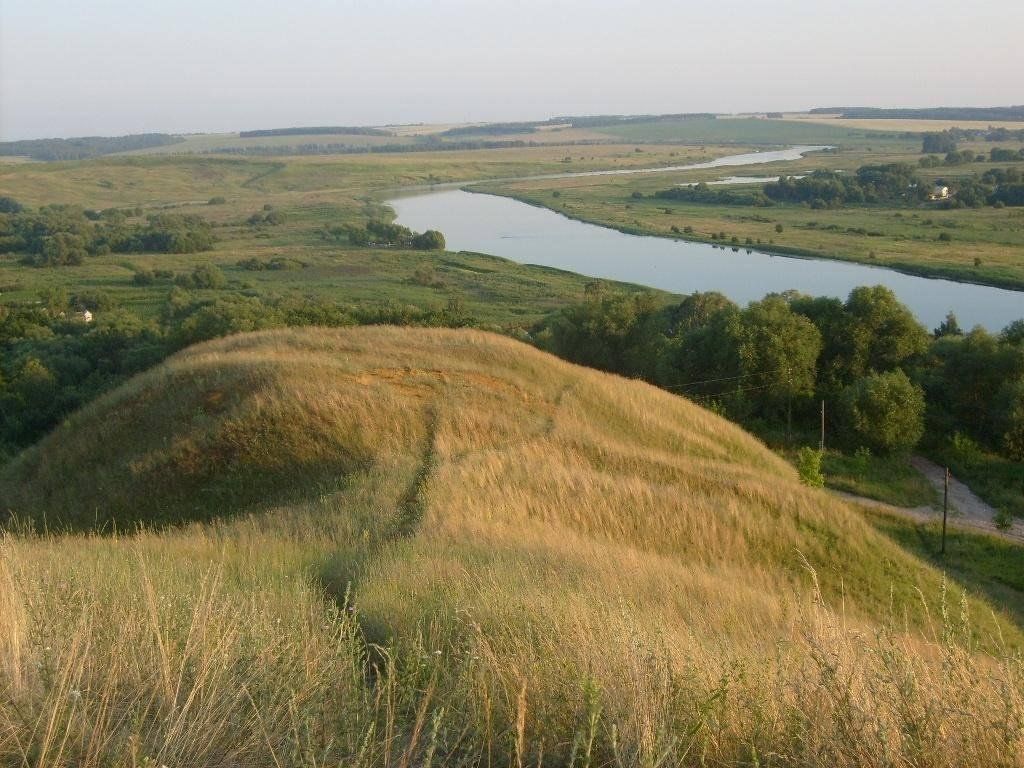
[838,370,925,454]
[207,196,226,205]
[70,289,117,311]
[176,264,227,290]
[132,269,156,286]
[994,508,1014,531]
[0,196,23,213]
[852,446,872,476]
[797,447,825,487]
[410,229,446,250]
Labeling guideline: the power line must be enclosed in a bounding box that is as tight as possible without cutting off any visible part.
[661,364,796,392]
[685,380,781,401]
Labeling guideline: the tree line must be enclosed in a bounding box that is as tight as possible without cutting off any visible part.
[0,134,182,161]
[0,200,214,266]
[534,284,1024,462]
[318,219,445,250]
[651,162,1024,210]
[238,126,391,138]
[922,128,1024,154]
[654,163,925,209]
[814,106,1024,121]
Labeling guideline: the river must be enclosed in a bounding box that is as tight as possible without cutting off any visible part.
[388,149,1023,331]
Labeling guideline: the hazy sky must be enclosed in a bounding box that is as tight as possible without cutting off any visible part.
[1,0,1020,140]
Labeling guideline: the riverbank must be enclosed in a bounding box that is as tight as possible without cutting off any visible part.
[389,187,1024,331]
[475,184,1024,294]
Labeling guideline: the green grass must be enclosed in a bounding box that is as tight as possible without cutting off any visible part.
[928,443,1024,518]
[822,449,939,507]
[866,507,1024,627]
[1,149,714,327]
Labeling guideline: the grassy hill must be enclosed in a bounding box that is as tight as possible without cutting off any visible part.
[1,326,1022,766]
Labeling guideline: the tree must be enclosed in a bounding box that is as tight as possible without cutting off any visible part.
[0,196,22,214]
[727,296,821,421]
[658,293,739,391]
[411,229,446,250]
[838,369,925,454]
[536,291,662,377]
[176,264,227,290]
[37,232,88,266]
[998,381,1024,460]
[934,311,963,338]
[1001,319,1024,346]
[922,131,957,154]
[926,327,1024,446]
[835,286,929,381]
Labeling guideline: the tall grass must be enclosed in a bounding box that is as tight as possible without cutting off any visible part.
[1,327,1022,765]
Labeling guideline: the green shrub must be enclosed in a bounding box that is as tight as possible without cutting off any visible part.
[853,446,872,476]
[994,508,1014,531]
[797,447,825,487]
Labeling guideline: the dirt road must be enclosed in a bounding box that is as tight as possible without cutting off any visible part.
[836,455,1024,543]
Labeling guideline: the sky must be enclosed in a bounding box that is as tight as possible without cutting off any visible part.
[1,0,1020,141]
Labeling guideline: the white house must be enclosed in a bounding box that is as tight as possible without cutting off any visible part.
[929,185,950,201]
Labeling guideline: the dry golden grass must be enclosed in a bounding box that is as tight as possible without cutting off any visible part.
[1,326,1023,766]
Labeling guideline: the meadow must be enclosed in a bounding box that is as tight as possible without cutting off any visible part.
[478,140,1024,289]
[0,145,722,325]
[2,326,1024,766]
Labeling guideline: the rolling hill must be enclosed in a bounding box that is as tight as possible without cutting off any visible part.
[0,326,1021,766]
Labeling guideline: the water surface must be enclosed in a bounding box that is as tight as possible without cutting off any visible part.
[390,189,1023,331]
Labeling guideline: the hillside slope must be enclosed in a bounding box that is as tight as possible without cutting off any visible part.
[0,326,942,618]
[1,326,1022,765]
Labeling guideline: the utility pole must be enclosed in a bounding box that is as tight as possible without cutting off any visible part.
[819,400,825,452]
[941,466,950,555]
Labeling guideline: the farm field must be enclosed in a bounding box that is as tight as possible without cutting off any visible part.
[783,113,1024,132]
[99,116,903,158]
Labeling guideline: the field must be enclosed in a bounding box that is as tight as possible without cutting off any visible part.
[118,124,619,157]
[122,131,410,155]
[594,116,900,146]
[0,144,744,325]
[784,114,1024,133]
[2,326,1024,765]
[101,117,900,158]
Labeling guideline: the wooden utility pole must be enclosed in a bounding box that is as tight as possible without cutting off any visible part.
[941,466,950,555]
[819,400,825,452]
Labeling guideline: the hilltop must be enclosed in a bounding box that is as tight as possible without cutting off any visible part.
[1,326,1022,765]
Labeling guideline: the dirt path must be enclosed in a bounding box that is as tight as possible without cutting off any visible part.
[835,456,1024,543]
